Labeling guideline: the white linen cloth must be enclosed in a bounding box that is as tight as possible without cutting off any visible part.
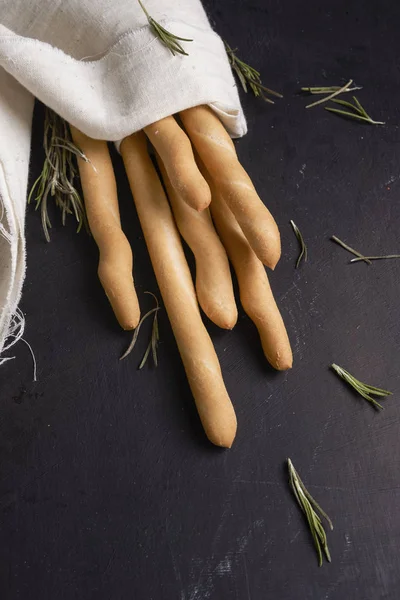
[0,0,246,357]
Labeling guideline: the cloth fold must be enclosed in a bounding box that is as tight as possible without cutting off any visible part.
[0,0,246,357]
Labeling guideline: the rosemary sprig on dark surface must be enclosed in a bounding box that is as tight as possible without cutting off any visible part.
[224,41,283,103]
[290,220,307,268]
[28,107,90,242]
[120,293,160,368]
[301,84,362,95]
[305,79,353,108]
[331,364,392,410]
[330,236,371,265]
[325,96,385,125]
[351,254,400,263]
[138,0,192,56]
[288,459,333,567]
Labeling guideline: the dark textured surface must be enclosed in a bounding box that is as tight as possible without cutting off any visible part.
[2,0,400,598]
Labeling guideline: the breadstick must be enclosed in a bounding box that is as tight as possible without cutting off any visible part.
[120,132,237,448]
[180,106,281,269]
[70,126,140,330]
[208,178,293,371]
[145,116,211,211]
[156,155,237,330]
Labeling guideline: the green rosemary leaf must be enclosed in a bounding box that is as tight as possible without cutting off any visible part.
[138,0,192,56]
[351,254,400,263]
[331,364,392,410]
[325,96,384,125]
[287,459,333,566]
[224,41,282,103]
[329,98,364,115]
[120,292,160,368]
[330,236,372,265]
[325,107,385,125]
[29,107,90,242]
[305,79,353,108]
[120,307,159,360]
[293,467,333,531]
[151,311,159,367]
[290,220,307,268]
[361,383,393,396]
[301,85,362,95]
[352,96,369,118]
[139,340,153,370]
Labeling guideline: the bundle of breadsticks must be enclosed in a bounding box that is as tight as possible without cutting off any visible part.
[71,105,292,448]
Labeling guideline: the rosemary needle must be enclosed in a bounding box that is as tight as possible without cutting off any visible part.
[351,254,400,263]
[330,236,371,265]
[331,364,392,410]
[301,85,362,95]
[138,0,192,56]
[290,220,307,268]
[224,41,283,103]
[325,96,385,125]
[288,459,333,566]
[120,292,160,368]
[28,107,90,242]
[305,79,353,108]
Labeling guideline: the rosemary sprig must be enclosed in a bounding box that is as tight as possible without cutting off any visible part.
[138,0,192,56]
[290,220,307,268]
[330,236,371,265]
[325,97,385,125]
[287,459,333,566]
[29,107,90,242]
[224,42,283,104]
[331,364,392,410]
[351,254,400,263]
[120,292,160,368]
[301,84,362,95]
[305,79,353,109]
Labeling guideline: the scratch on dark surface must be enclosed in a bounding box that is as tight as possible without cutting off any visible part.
[242,554,251,600]
[188,490,234,600]
[311,410,334,470]
[0,461,63,511]
[101,548,116,579]
[290,529,301,544]
[324,533,353,600]
[166,518,186,600]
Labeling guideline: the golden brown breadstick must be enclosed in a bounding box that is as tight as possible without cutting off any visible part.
[180,106,281,269]
[120,132,237,448]
[144,116,211,212]
[70,126,140,330]
[156,155,237,330]
[208,180,293,371]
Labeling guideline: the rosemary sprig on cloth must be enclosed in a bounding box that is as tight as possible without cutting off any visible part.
[138,0,192,55]
[28,107,90,242]
[224,42,282,103]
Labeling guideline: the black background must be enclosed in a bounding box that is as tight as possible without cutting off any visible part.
[2,0,400,598]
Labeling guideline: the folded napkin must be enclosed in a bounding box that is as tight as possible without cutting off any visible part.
[0,0,246,357]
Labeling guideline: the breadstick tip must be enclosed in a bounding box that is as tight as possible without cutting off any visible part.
[267,349,293,371]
